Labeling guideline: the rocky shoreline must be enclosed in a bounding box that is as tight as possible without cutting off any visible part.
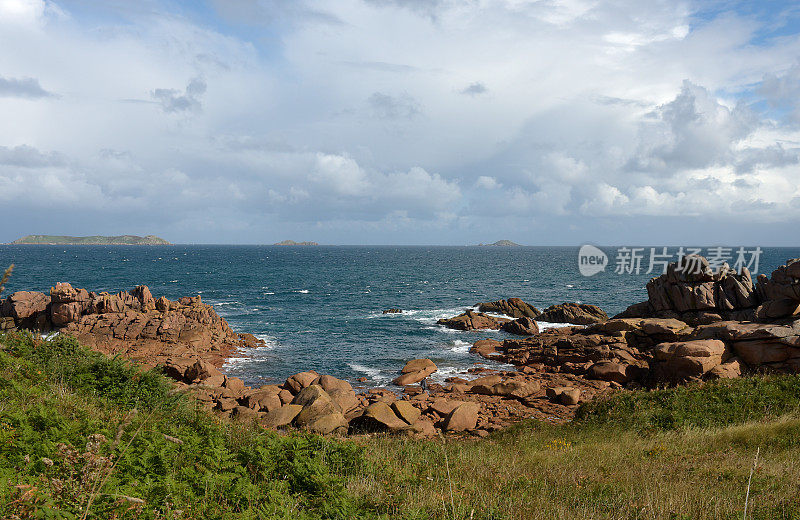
[2,254,800,439]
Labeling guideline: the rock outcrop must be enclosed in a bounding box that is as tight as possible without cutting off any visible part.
[476,298,540,319]
[537,302,608,325]
[616,255,800,325]
[0,282,260,367]
[437,310,510,330]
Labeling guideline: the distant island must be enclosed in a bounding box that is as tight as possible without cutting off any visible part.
[274,240,319,246]
[10,235,172,245]
[476,240,522,247]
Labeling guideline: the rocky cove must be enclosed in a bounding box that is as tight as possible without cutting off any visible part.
[3,254,800,439]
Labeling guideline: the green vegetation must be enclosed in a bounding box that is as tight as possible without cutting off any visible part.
[0,332,369,519]
[11,235,171,245]
[2,330,799,519]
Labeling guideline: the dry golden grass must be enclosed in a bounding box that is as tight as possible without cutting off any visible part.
[346,416,800,519]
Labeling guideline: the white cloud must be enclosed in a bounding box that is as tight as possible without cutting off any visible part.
[0,0,799,243]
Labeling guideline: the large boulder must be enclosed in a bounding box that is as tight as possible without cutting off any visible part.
[391,401,421,425]
[437,310,510,331]
[291,385,346,433]
[262,404,303,428]
[185,359,225,386]
[443,402,479,432]
[652,339,727,381]
[545,386,581,405]
[312,374,359,413]
[1,291,50,321]
[587,360,644,384]
[537,303,608,325]
[470,339,502,357]
[476,298,540,319]
[393,359,437,386]
[284,371,319,394]
[352,402,409,432]
[500,317,539,336]
[244,388,283,412]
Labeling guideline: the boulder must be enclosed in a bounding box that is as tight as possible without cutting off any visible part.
[231,406,259,422]
[437,310,510,331]
[391,401,421,425]
[261,404,303,428]
[652,339,727,381]
[313,375,359,412]
[706,357,743,379]
[732,341,797,365]
[292,385,343,428]
[588,361,642,384]
[186,360,224,383]
[429,399,465,417]
[284,371,319,394]
[537,303,608,325]
[382,308,402,314]
[305,412,349,435]
[244,389,282,412]
[393,359,437,386]
[443,403,480,432]
[755,299,800,320]
[1,291,49,320]
[476,298,541,319]
[355,402,409,431]
[470,378,539,399]
[223,376,246,397]
[491,379,540,399]
[546,386,581,405]
[501,317,539,336]
[470,339,502,357]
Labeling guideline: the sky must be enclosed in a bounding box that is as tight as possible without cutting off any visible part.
[1,0,799,245]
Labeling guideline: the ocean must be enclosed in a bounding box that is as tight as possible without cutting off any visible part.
[2,245,798,388]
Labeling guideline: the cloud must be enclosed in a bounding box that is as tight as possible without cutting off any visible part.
[460,82,487,96]
[0,145,65,167]
[151,77,207,114]
[0,75,53,98]
[627,81,756,173]
[760,62,800,123]
[475,176,501,189]
[1,0,800,244]
[367,92,421,119]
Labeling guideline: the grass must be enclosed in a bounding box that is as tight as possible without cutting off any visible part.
[0,331,371,519]
[1,331,800,519]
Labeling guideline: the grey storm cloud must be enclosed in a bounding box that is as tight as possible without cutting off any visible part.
[368,92,421,119]
[0,75,53,99]
[460,82,487,96]
[151,77,207,114]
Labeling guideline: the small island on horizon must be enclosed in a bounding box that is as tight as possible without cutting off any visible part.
[274,240,319,246]
[476,240,523,247]
[10,234,172,245]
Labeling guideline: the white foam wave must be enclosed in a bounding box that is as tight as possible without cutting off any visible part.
[348,363,393,384]
[447,339,471,353]
[538,321,575,330]
[295,289,310,294]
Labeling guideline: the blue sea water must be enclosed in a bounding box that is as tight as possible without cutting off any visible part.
[2,245,799,388]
